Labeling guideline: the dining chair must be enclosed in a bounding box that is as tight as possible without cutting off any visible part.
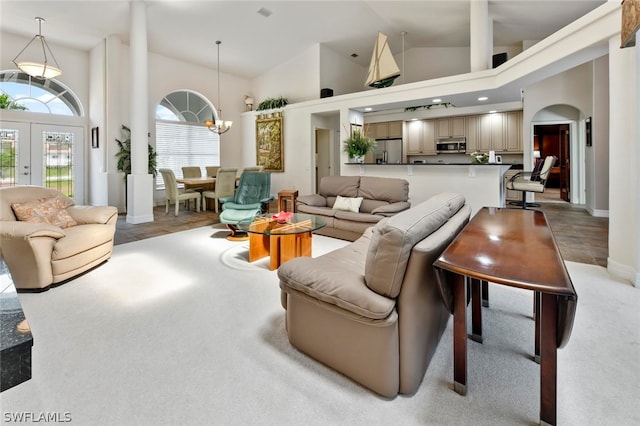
[202,167,238,212]
[181,166,204,193]
[159,168,201,216]
[241,165,264,174]
[205,166,220,178]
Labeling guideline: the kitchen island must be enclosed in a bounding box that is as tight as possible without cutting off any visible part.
[342,162,520,215]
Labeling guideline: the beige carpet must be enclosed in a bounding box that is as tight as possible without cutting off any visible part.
[2,225,638,425]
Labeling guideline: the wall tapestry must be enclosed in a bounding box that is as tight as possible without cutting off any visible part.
[256,112,284,172]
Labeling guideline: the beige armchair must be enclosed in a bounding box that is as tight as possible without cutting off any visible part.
[0,186,118,291]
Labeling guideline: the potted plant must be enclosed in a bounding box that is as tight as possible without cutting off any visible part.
[256,96,289,111]
[343,130,375,163]
[115,125,158,209]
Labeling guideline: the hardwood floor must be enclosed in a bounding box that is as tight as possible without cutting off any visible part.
[114,200,609,267]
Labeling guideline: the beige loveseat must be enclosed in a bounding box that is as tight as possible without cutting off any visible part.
[278,192,471,397]
[296,175,410,241]
[0,186,118,291]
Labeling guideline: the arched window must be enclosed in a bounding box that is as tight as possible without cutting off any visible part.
[0,71,83,116]
[155,90,219,189]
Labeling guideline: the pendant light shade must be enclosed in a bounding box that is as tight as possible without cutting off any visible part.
[12,17,62,79]
[206,40,232,134]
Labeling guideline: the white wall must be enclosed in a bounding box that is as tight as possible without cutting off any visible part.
[251,44,320,104]
[591,55,610,214]
[398,47,471,83]
[319,45,367,96]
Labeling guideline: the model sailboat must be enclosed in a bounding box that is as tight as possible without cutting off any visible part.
[365,32,401,88]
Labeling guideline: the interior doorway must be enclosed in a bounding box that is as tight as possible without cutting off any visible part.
[533,123,570,202]
[315,128,331,192]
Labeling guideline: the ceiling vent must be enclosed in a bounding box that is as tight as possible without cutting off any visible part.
[257,7,272,18]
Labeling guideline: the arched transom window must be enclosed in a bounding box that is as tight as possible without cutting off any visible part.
[0,71,83,116]
[155,90,219,189]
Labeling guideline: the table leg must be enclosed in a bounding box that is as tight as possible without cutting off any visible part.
[249,232,270,262]
[470,278,483,343]
[540,292,558,426]
[453,273,467,395]
[534,291,541,364]
[269,235,281,271]
[481,280,489,307]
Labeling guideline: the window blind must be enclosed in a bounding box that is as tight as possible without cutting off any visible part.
[155,121,219,188]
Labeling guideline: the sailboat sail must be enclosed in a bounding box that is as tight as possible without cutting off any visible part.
[365,32,401,88]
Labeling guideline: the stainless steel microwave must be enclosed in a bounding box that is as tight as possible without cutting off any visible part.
[436,138,466,153]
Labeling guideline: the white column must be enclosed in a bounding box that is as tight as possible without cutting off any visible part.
[126,0,154,224]
[607,36,640,287]
[470,0,491,72]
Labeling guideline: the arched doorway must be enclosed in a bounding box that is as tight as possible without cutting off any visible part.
[531,104,584,205]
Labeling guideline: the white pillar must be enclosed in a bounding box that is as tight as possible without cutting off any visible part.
[607,36,640,287]
[126,0,154,224]
[470,0,491,72]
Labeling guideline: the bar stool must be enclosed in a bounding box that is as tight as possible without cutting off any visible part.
[278,190,298,213]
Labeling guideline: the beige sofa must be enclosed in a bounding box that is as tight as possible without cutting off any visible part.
[296,175,410,241]
[278,192,471,397]
[0,186,118,291]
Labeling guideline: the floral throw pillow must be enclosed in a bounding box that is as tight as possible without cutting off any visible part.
[11,196,78,228]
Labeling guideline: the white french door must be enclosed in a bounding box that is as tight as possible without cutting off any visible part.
[0,121,85,203]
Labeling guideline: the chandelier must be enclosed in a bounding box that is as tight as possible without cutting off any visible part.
[205,40,232,134]
[12,17,62,79]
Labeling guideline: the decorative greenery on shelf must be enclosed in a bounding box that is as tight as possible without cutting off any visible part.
[115,125,158,180]
[470,151,489,164]
[256,96,289,111]
[343,130,376,158]
[405,102,454,112]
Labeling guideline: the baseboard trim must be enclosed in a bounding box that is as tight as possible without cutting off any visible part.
[607,258,640,287]
[125,214,154,224]
[586,207,609,218]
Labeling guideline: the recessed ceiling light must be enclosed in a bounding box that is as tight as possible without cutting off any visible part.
[257,7,272,17]
[432,98,442,103]
[364,107,372,111]
[351,53,358,58]
[478,96,489,101]
[489,110,497,113]
[411,118,418,121]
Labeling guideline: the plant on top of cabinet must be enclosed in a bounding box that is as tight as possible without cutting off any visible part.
[256,96,289,111]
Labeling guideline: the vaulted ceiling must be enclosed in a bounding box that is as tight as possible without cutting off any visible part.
[1,1,606,79]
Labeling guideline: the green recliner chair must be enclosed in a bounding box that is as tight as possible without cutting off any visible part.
[219,171,273,240]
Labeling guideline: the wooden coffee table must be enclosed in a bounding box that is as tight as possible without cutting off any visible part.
[237,213,325,270]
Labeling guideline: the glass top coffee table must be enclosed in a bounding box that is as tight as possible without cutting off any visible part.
[237,213,325,270]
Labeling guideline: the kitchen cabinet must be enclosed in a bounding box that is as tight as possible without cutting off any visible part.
[406,119,436,155]
[366,121,403,139]
[466,111,522,154]
[436,116,465,139]
[503,111,523,152]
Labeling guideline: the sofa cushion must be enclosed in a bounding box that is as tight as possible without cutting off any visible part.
[296,205,337,218]
[52,224,116,260]
[334,210,383,223]
[296,194,327,207]
[278,230,396,319]
[364,193,466,298]
[358,176,409,203]
[319,175,360,198]
[332,195,363,213]
[12,196,78,228]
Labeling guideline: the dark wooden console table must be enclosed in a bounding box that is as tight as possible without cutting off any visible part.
[433,207,577,426]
